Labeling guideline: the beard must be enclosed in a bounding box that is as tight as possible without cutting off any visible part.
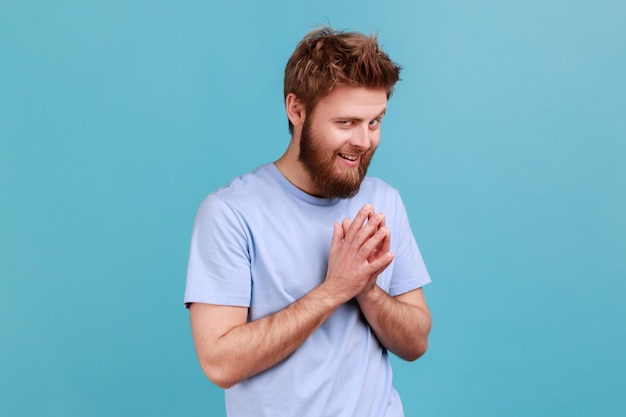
[298,118,375,199]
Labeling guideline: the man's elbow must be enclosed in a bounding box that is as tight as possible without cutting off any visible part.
[405,338,429,362]
[404,314,432,361]
[199,358,239,390]
[396,335,429,362]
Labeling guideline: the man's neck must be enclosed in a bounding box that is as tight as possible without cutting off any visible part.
[274,143,319,197]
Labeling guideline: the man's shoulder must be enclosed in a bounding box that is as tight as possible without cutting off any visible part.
[211,163,275,198]
[359,175,400,197]
[197,163,279,215]
[355,176,406,215]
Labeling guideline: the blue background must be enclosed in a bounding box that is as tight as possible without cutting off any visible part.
[2,1,625,416]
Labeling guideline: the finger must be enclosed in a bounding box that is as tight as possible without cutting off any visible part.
[368,223,391,264]
[357,224,388,258]
[368,251,395,276]
[379,213,391,253]
[353,212,384,247]
[330,221,344,250]
[380,230,391,254]
[345,205,373,242]
[342,218,352,236]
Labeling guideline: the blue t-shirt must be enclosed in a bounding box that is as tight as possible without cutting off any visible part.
[185,163,431,417]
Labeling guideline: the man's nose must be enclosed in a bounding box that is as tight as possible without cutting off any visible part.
[349,124,371,150]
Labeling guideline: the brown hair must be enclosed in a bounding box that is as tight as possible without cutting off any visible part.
[284,27,402,134]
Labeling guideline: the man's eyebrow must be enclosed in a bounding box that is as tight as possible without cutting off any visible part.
[332,110,387,121]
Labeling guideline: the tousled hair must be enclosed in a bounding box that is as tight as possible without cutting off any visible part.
[284,27,402,134]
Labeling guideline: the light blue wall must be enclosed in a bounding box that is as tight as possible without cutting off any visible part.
[2,1,625,416]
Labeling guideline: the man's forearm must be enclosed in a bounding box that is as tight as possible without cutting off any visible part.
[356,286,431,361]
[192,283,343,389]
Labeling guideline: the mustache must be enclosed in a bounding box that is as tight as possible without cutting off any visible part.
[336,148,367,156]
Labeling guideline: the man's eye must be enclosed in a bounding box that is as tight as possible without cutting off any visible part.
[339,120,353,126]
[369,119,381,128]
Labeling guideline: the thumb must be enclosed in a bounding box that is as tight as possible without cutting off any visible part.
[330,221,345,249]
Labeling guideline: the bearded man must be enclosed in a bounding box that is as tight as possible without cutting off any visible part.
[184,27,432,417]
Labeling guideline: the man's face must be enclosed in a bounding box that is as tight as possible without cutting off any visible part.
[298,86,388,199]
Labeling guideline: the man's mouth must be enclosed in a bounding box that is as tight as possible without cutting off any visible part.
[338,153,358,161]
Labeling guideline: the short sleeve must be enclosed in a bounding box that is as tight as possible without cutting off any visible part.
[387,190,431,297]
[184,195,252,308]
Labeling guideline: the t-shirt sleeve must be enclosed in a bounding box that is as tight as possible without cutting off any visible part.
[387,190,431,297]
[184,195,252,308]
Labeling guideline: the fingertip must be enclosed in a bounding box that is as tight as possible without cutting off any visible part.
[381,250,394,260]
[361,204,374,214]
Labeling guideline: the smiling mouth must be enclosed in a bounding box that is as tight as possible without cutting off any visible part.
[338,153,358,161]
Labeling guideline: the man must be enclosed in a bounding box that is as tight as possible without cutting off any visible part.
[184,27,432,416]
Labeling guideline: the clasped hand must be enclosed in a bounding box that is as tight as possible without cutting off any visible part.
[325,204,394,303]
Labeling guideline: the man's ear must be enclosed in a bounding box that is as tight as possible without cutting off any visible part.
[285,93,306,128]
